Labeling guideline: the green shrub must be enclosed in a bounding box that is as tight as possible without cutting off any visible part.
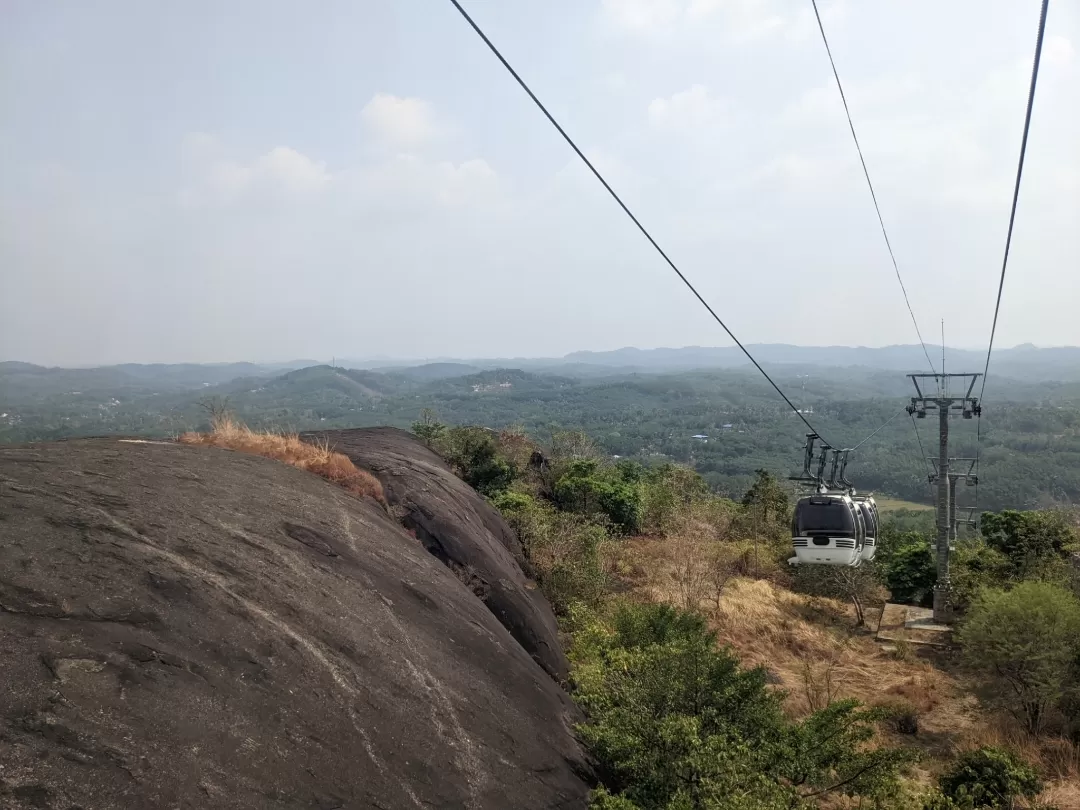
[948,539,1013,614]
[957,581,1080,734]
[411,408,446,447]
[638,464,711,535]
[981,510,1078,578]
[570,602,917,810]
[492,491,609,613]
[436,426,516,496]
[554,458,643,534]
[735,470,791,543]
[937,746,1042,808]
[879,530,936,606]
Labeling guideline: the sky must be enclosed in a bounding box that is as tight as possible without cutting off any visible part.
[1,0,1078,366]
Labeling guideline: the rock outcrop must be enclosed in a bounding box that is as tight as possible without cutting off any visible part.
[0,438,590,809]
[304,427,569,682]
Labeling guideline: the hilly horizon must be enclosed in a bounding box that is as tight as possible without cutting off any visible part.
[7,341,1080,379]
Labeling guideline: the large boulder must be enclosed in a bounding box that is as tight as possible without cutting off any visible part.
[0,439,590,809]
[304,427,569,682]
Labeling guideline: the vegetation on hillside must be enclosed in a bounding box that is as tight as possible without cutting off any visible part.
[6,361,1080,511]
[412,412,1080,809]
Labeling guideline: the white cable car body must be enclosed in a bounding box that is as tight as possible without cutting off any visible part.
[789,492,865,566]
[854,496,879,562]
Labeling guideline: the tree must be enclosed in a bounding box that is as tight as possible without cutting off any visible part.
[980,510,1078,577]
[570,602,916,810]
[571,604,792,810]
[792,562,887,627]
[554,459,643,534]
[948,539,1013,614]
[438,426,515,496]
[958,581,1080,734]
[411,408,446,447]
[936,746,1042,809]
[878,530,935,606]
[639,464,712,536]
[741,469,790,525]
[777,699,921,804]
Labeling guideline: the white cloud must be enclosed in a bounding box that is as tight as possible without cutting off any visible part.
[254,147,332,193]
[181,141,330,205]
[648,85,729,131]
[360,93,438,147]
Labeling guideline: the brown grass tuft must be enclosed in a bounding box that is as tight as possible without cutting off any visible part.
[179,413,385,505]
[962,716,1080,784]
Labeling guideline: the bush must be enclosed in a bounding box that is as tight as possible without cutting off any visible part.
[948,539,1013,614]
[878,530,936,606]
[436,426,516,496]
[957,581,1080,734]
[981,510,1078,578]
[570,602,917,809]
[879,699,920,735]
[492,491,609,613]
[554,459,643,534]
[571,604,791,809]
[791,561,887,627]
[937,746,1042,808]
[735,470,791,543]
[638,464,711,535]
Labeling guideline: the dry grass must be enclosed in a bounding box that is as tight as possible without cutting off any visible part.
[962,716,1080,785]
[179,413,385,504]
[609,534,1080,805]
[613,536,952,717]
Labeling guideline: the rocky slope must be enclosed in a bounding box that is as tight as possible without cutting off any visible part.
[0,438,590,809]
[303,427,568,682]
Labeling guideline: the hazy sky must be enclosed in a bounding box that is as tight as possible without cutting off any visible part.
[2,0,1077,366]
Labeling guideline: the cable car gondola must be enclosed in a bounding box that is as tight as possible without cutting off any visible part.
[853,495,879,562]
[790,492,865,566]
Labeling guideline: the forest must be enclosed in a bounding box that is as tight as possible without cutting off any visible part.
[3,357,1080,511]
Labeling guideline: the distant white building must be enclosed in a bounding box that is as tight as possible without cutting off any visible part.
[691,434,709,443]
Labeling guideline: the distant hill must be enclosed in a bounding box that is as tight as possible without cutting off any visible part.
[390,362,482,381]
[559,344,1080,380]
[113,362,272,387]
[268,365,411,399]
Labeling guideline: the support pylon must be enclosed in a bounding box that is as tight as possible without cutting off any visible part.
[907,374,981,623]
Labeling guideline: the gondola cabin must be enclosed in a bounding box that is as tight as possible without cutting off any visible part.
[790,493,864,566]
[854,496,879,562]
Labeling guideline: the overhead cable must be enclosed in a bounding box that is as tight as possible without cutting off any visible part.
[849,407,905,451]
[909,412,936,500]
[809,0,938,379]
[975,0,1049,515]
[979,0,1050,403]
[447,0,830,442]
